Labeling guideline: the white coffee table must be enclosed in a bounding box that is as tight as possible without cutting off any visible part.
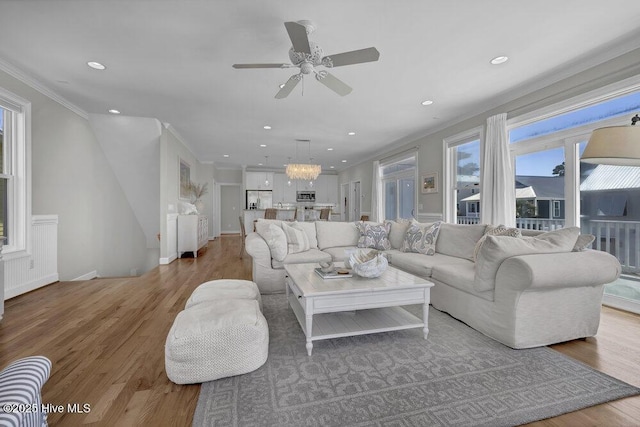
[284,263,434,356]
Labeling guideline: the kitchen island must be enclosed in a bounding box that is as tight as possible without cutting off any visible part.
[242,204,336,234]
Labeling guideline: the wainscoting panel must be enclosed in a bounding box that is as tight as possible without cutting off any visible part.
[4,215,59,299]
[160,213,178,265]
[417,212,444,223]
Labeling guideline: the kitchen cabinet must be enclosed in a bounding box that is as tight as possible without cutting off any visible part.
[246,171,273,190]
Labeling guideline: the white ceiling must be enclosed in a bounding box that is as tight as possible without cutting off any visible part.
[2,1,640,172]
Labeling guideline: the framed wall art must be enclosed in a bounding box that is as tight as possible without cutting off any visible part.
[179,158,191,200]
[421,172,438,194]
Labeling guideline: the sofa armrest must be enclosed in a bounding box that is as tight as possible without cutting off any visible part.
[496,250,621,292]
[245,232,272,267]
[0,356,52,427]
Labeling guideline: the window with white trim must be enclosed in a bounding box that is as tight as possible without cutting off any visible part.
[443,127,483,224]
[0,88,30,253]
[380,155,416,221]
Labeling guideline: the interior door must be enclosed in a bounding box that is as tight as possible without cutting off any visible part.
[353,181,361,221]
[341,183,350,221]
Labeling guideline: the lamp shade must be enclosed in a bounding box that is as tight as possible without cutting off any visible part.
[581,125,640,166]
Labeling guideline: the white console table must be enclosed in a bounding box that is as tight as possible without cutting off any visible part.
[177,215,208,258]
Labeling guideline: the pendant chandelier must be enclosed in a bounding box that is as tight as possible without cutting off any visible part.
[286,139,321,180]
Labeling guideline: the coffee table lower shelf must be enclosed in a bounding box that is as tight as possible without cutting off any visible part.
[287,293,423,348]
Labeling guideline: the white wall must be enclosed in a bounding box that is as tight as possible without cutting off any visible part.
[159,125,214,261]
[0,69,150,281]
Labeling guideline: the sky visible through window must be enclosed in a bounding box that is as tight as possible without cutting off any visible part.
[511,91,640,176]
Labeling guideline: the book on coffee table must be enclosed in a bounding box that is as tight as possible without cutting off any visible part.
[314,267,352,279]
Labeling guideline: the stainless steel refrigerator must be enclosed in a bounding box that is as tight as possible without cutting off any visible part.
[246,190,273,210]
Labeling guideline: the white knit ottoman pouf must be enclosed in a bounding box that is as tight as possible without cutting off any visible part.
[165,299,269,384]
[185,279,263,311]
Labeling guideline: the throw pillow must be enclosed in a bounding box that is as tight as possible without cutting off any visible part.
[357,221,392,250]
[473,224,522,262]
[255,222,288,262]
[282,222,310,254]
[573,234,595,251]
[474,226,580,292]
[291,221,318,248]
[386,219,411,249]
[401,220,442,255]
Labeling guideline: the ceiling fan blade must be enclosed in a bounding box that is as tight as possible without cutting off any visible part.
[284,21,311,54]
[322,47,380,67]
[275,74,302,99]
[315,72,352,96]
[233,63,291,69]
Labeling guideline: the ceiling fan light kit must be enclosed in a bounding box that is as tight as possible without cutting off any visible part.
[232,20,380,99]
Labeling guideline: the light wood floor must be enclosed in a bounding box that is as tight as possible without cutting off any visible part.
[1,235,639,426]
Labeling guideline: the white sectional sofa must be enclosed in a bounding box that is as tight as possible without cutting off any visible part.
[245,219,621,349]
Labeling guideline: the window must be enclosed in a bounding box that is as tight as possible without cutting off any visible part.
[380,155,416,221]
[0,88,30,253]
[444,127,482,224]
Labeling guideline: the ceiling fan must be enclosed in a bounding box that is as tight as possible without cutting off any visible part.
[232,20,380,99]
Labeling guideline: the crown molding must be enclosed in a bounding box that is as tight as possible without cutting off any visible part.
[162,123,199,160]
[0,57,88,119]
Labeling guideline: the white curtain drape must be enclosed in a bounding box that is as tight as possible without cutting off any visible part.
[371,160,383,222]
[481,113,516,226]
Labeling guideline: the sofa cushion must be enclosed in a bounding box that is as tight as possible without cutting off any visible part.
[255,221,288,262]
[474,227,581,292]
[386,219,411,249]
[436,223,487,261]
[272,248,332,269]
[431,262,494,301]
[316,221,359,250]
[322,246,360,263]
[282,222,310,254]
[357,221,392,250]
[389,252,471,278]
[401,220,441,255]
[473,224,522,262]
[292,221,318,249]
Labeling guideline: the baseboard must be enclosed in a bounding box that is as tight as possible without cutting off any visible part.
[602,294,640,315]
[159,253,178,265]
[5,273,59,299]
[71,270,98,281]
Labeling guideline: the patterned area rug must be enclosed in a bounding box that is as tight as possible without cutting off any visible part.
[193,295,639,426]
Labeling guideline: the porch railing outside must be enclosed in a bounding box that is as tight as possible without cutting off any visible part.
[456,216,640,273]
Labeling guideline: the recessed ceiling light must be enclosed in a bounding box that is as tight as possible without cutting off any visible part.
[330,166,335,169]
[421,100,434,106]
[279,84,285,89]
[327,148,334,151]
[108,109,120,114]
[347,132,356,136]
[259,144,267,147]
[490,56,509,65]
[263,125,271,130]
[223,154,229,158]
[258,163,263,166]
[87,61,106,70]
[341,159,347,163]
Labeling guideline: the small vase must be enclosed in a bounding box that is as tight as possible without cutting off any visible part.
[194,199,204,214]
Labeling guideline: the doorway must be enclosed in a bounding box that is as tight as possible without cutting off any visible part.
[341,183,350,221]
[218,184,241,234]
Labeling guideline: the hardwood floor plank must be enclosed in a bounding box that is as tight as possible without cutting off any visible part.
[1,234,639,426]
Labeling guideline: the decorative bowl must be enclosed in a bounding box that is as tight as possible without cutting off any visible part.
[348,250,388,278]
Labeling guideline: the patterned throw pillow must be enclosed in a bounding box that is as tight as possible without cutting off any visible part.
[473,224,522,262]
[357,221,392,250]
[282,222,310,254]
[401,221,442,255]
